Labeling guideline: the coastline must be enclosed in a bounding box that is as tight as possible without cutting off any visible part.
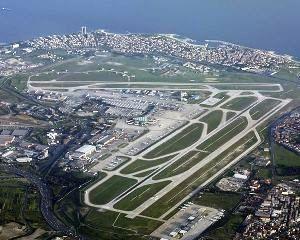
[1,28,298,62]
[0,20,298,57]
[1,27,298,58]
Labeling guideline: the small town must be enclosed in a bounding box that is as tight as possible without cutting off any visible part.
[0,29,296,77]
[238,183,300,239]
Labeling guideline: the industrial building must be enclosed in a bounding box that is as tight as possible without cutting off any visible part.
[0,135,15,147]
[69,145,96,160]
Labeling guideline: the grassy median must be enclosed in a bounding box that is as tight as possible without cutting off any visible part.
[200,110,223,133]
[114,181,171,211]
[144,123,204,158]
[89,176,138,205]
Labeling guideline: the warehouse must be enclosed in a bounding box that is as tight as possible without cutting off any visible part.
[0,135,15,147]
[76,145,96,156]
[69,144,97,160]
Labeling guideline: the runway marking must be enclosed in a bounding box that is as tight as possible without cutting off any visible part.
[130,188,150,202]
[168,135,257,204]
[199,118,247,152]
[152,124,202,157]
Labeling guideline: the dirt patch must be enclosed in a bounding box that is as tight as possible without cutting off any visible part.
[0,222,26,240]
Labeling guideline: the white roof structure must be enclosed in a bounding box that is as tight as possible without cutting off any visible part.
[233,173,248,180]
[16,157,32,163]
[76,145,96,155]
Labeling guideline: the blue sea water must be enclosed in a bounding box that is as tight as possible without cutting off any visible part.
[0,0,299,57]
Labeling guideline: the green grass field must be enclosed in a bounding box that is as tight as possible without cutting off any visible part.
[52,170,163,240]
[89,176,138,205]
[214,92,229,99]
[152,151,209,180]
[221,96,257,111]
[274,144,300,167]
[142,131,257,218]
[197,117,248,152]
[10,74,29,90]
[273,68,300,82]
[134,169,158,178]
[194,192,241,211]
[54,71,128,82]
[120,155,176,174]
[36,54,217,85]
[114,181,171,211]
[30,72,63,81]
[0,89,23,103]
[0,179,48,229]
[82,209,163,238]
[255,167,272,179]
[216,71,284,84]
[204,213,244,240]
[226,112,237,121]
[144,123,204,159]
[249,99,282,120]
[200,110,223,133]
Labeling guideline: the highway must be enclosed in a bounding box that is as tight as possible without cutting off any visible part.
[0,164,79,238]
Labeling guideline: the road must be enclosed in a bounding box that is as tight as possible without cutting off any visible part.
[0,164,79,238]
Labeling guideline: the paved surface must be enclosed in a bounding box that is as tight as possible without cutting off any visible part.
[151,204,222,240]
[28,72,283,93]
[82,86,291,221]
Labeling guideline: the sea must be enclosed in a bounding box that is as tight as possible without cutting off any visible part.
[0,0,300,57]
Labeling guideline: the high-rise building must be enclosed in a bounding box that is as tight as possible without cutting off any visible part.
[81,26,87,35]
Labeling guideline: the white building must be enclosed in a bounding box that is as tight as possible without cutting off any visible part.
[12,43,20,49]
[76,145,96,156]
[69,145,96,160]
[16,157,32,163]
[233,173,248,180]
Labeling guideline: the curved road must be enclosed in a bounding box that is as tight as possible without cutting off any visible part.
[0,164,79,239]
